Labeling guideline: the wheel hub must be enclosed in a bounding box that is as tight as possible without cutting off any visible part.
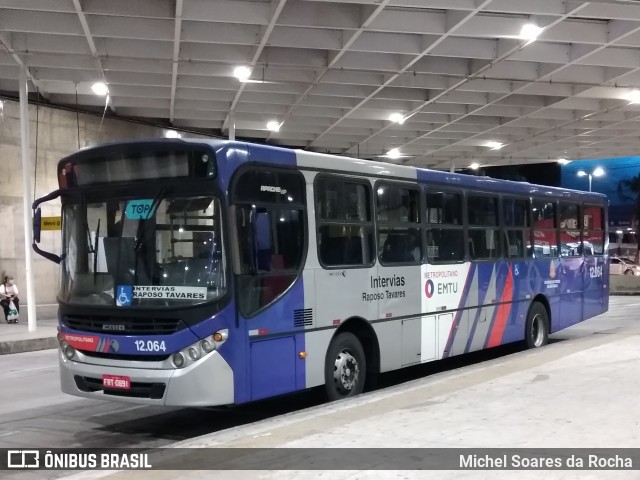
[333,350,359,393]
[531,313,544,347]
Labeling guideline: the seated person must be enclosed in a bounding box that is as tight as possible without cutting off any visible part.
[0,275,19,323]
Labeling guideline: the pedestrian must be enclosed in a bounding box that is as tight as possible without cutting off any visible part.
[0,275,19,323]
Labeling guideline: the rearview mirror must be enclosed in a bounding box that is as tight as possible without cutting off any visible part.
[33,207,42,244]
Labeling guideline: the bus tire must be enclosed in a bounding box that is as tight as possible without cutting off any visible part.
[525,302,549,349]
[324,332,366,401]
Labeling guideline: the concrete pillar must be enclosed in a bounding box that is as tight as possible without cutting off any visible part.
[19,66,37,331]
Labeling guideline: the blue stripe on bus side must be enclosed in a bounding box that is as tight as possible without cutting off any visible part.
[464,263,495,353]
[443,263,475,358]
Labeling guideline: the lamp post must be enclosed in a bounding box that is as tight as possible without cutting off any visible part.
[577,167,605,192]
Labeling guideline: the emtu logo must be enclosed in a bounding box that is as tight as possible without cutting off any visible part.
[425,279,435,299]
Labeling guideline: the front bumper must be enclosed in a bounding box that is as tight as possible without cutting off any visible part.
[59,348,234,406]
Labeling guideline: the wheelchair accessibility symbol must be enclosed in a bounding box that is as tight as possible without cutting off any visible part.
[116,285,133,307]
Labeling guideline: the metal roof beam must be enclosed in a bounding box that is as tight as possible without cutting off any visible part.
[71,0,114,111]
[265,0,394,142]
[0,33,46,96]
[169,0,183,124]
[221,0,289,132]
[380,4,640,166]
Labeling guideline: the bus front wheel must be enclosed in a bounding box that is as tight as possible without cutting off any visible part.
[324,332,366,401]
[525,302,549,349]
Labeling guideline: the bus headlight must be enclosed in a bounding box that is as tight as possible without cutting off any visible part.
[172,352,185,368]
[171,330,229,369]
[200,339,215,353]
[188,347,201,361]
[63,344,76,360]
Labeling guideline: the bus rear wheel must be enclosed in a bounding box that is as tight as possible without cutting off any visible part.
[324,332,366,401]
[525,302,549,349]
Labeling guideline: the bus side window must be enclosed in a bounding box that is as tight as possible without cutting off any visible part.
[503,197,531,259]
[467,194,500,260]
[425,191,464,263]
[315,176,375,268]
[583,204,605,256]
[376,184,422,265]
[532,199,558,257]
[559,202,581,257]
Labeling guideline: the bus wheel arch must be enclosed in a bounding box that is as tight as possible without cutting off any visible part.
[525,296,551,349]
[324,317,380,399]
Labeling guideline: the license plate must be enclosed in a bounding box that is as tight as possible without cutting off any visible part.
[102,374,131,391]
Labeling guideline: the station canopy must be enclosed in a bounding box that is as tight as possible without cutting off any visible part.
[2,0,640,169]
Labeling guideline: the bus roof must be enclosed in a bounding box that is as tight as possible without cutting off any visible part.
[60,138,608,204]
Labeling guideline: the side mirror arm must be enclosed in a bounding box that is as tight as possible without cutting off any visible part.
[32,190,63,264]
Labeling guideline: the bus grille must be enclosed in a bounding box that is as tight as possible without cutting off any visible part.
[293,308,313,327]
[80,351,170,361]
[62,314,186,335]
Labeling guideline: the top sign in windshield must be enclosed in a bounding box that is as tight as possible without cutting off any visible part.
[125,199,156,220]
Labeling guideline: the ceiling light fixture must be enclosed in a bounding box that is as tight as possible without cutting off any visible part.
[624,90,640,104]
[386,148,401,159]
[233,66,252,82]
[557,158,570,165]
[520,23,543,43]
[485,141,504,150]
[469,163,480,170]
[389,112,405,124]
[266,120,281,132]
[163,129,180,138]
[91,82,109,96]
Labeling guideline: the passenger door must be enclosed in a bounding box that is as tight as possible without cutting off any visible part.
[231,167,309,402]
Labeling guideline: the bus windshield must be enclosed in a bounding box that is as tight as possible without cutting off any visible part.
[60,193,226,308]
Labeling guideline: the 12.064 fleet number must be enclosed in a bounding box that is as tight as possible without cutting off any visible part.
[134,340,166,352]
[589,266,603,278]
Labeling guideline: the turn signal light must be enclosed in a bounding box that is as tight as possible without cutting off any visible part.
[213,331,227,342]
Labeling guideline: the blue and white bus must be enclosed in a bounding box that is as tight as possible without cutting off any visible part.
[32,139,609,406]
